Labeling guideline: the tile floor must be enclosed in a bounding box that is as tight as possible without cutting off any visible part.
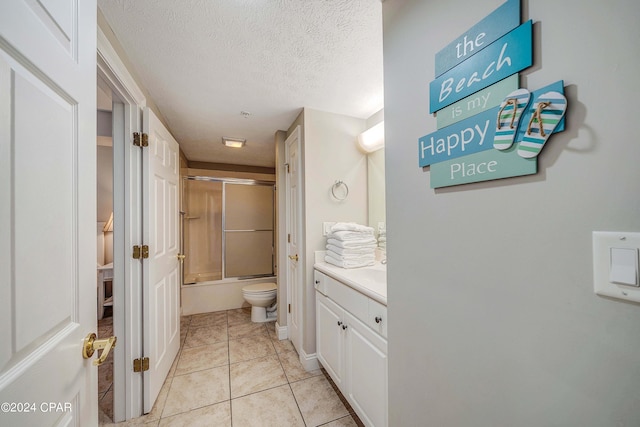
[98,308,363,426]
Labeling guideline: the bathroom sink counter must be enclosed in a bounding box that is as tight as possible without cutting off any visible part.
[314,261,387,305]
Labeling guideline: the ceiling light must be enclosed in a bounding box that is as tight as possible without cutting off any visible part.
[357,121,384,153]
[222,137,246,148]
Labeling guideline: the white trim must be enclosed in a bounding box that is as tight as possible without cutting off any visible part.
[97,27,145,107]
[298,348,320,372]
[275,322,288,340]
[97,26,145,422]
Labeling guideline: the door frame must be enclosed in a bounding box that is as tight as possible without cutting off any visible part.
[97,26,146,421]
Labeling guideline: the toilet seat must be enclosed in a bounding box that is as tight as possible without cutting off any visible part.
[242,282,277,293]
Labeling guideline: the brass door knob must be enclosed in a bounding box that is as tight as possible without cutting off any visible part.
[177,253,186,261]
[83,333,117,366]
[288,254,299,261]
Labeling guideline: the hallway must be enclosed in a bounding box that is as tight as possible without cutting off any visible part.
[98,308,362,426]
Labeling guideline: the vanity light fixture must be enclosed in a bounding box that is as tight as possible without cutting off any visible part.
[357,121,385,153]
[222,137,246,148]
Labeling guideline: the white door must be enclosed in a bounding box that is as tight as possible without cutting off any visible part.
[285,126,303,353]
[0,0,98,426]
[316,292,344,387]
[345,312,388,427]
[142,107,180,413]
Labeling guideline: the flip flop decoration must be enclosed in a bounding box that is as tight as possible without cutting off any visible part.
[517,91,567,158]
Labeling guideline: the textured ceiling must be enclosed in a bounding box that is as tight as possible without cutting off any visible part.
[98,0,384,168]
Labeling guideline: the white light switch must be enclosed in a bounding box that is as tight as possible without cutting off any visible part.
[609,248,639,286]
[322,222,336,236]
[593,232,640,303]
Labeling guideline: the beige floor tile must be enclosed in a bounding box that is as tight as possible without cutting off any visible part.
[144,375,173,423]
[190,311,227,328]
[167,350,180,378]
[266,324,279,341]
[184,324,228,348]
[180,315,191,329]
[162,366,230,418]
[98,361,113,394]
[278,350,322,383]
[229,334,275,363]
[230,355,287,398]
[228,322,267,340]
[175,342,229,376]
[99,388,114,423]
[227,307,252,326]
[319,415,359,427]
[290,375,349,427]
[158,402,231,427]
[231,384,305,427]
[271,338,295,354]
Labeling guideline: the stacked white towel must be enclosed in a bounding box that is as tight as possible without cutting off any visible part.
[377,227,386,250]
[325,222,376,268]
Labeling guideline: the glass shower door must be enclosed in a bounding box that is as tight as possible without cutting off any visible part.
[223,182,275,278]
[183,179,223,283]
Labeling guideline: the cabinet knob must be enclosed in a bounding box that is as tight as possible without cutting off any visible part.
[342,324,348,330]
[315,280,320,284]
[337,321,342,326]
[375,316,382,324]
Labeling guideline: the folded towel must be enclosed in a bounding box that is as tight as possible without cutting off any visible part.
[326,250,375,263]
[327,238,377,249]
[328,230,376,241]
[326,244,376,256]
[325,255,375,269]
[330,222,374,233]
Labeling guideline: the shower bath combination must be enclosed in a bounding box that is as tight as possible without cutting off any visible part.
[181,176,276,285]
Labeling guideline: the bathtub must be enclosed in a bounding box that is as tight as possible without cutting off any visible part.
[181,276,277,315]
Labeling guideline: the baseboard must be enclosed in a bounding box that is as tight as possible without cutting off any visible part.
[299,348,320,372]
[275,322,288,340]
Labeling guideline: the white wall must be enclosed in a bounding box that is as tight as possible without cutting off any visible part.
[383,0,640,426]
[287,108,368,354]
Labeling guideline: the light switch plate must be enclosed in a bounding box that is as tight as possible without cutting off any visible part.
[593,231,640,303]
[323,222,336,236]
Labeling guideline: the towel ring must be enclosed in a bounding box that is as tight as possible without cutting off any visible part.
[331,180,349,201]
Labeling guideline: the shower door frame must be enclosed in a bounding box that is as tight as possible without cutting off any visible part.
[182,176,276,283]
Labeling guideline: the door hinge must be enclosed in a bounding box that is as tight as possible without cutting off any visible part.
[288,304,291,313]
[133,357,149,372]
[287,234,291,243]
[133,132,149,147]
[133,245,149,259]
[285,163,290,173]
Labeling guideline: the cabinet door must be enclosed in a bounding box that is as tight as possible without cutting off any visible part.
[345,312,388,427]
[316,291,345,387]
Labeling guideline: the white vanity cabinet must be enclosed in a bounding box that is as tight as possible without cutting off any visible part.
[315,269,388,427]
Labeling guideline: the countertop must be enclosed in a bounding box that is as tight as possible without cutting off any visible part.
[313,261,387,305]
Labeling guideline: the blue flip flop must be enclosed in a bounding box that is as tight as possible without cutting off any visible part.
[493,88,531,150]
[517,91,567,158]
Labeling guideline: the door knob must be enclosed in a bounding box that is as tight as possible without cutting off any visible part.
[83,333,117,366]
[288,254,299,261]
[177,253,186,261]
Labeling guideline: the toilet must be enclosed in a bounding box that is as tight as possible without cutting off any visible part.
[242,282,277,323]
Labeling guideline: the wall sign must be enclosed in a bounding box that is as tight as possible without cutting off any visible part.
[434,0,520,77]
[418,0,568,189]
[436,74,518,130]
[429,20,532,114]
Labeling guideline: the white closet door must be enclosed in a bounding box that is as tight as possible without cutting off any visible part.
[142,107,181,413]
